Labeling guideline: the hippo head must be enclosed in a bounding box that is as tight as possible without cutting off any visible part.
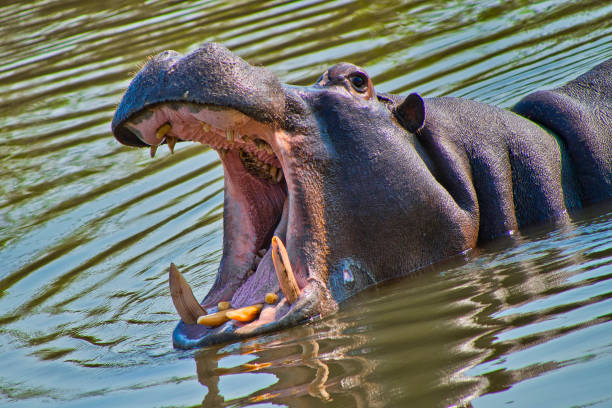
[112,43,476,348]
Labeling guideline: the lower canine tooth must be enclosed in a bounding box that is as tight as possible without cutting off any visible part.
[197,310,232,327]
[150,145,158,158]
[226,129,235,143]
[169,263,207,324]
[271,236,300,304]
[226,304,263,322]
[156,123,171,140]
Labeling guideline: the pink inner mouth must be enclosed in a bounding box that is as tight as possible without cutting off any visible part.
[123,102,307,331]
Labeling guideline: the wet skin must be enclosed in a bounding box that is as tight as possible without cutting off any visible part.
[111,43,611,349]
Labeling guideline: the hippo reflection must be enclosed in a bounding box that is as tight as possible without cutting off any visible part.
[111,43,611,349]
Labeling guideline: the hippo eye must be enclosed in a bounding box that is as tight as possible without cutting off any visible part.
[349,73,368,92]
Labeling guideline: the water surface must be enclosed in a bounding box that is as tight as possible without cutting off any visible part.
[0,0,611,407]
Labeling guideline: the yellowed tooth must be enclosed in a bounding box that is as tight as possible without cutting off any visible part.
[150,145,158,158]
[202,122,210,132]
[265,292,278,304]
[264,144,273,154]
[218,301,230,311]
[156,122,171,140]
[242,362,272,372]
[226,304,263,322]
[219,149,226,160]
[167,136,176,154]
[271,236,300,304]
[270,167,278,179]
[169,263,207,324]
[254,139,265,150]
[275,169,283,183]
[226,129,235,143]
[197,310,232,327]
[257,248,267,257]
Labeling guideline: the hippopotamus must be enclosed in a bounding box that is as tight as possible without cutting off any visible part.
[111,43,611,349]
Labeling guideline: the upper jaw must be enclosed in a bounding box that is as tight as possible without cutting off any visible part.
[111,42,286,147]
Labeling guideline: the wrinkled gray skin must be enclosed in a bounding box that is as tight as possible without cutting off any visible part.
[112,43,611,349]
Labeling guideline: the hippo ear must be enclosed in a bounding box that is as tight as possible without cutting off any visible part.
[395,93,425,133]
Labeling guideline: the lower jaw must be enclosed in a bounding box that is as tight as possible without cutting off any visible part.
[172,280,323,349]
[171,183,311,348]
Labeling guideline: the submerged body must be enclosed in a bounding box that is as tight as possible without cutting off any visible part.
[111,44,611,348]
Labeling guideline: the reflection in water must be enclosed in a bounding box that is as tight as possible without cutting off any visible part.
[0,0,611,406]
[189,210,612,407]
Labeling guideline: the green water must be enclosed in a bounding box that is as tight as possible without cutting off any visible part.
[0,0,611,407]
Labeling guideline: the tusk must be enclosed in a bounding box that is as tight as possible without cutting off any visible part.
[271,236,300,304]
[166,136,177,154]
[169,263,207,324]
[197,310,231,327]
[156,122,171,140]
[226,304,263,322]
[150,145,157,158]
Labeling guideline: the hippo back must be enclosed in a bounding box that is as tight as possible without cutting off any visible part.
[512,59,612,205]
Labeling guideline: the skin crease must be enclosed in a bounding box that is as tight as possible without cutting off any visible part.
[111,43,611,348]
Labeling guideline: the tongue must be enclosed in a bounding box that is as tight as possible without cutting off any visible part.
[230,251,278,307]
[230,197,290,308]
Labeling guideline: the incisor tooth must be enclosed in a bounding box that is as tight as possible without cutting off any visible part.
[265,293,278,304]
[197,310,232,327]
[169,263,207,324]
[226,129,235,143]
[271,236,300,304]
[218,301,230,311]
[226,304,263,322]
[156,123,171,140]
[167,136,177,154]
[201,122,210,132]
[150,145,157,158]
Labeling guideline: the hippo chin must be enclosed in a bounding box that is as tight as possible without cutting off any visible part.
[111,43,611,349]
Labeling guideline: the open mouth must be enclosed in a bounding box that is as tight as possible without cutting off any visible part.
[120,102,311,347]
